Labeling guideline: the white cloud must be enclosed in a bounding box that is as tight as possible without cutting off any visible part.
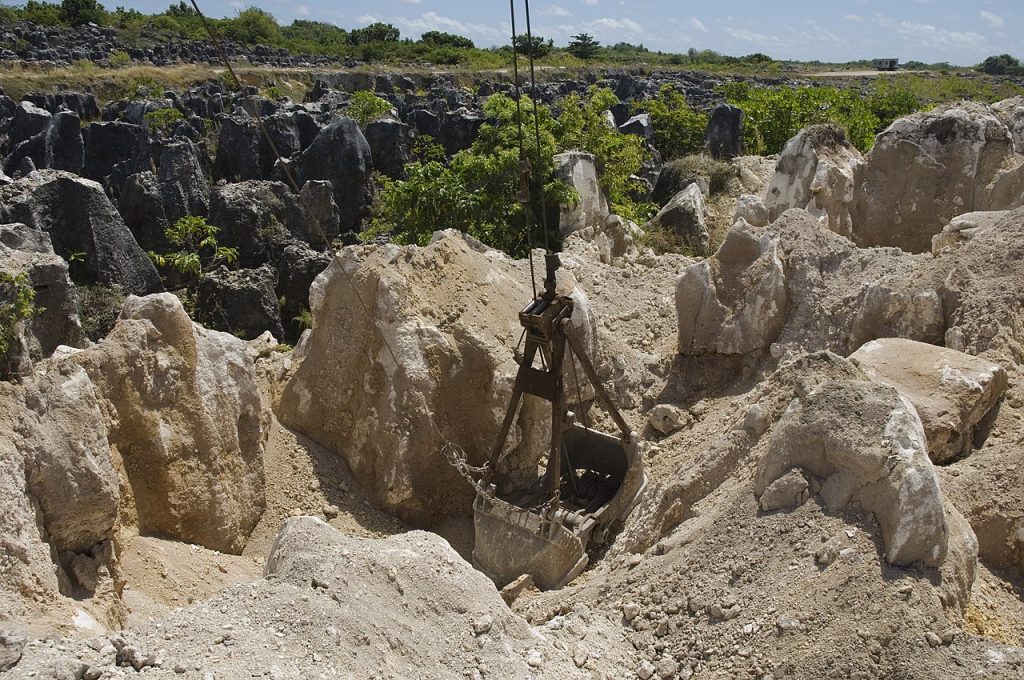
[580,0,599,5]
[296,4,310,16]
[895,21,985,49]
[398,0,422,5]
[394,11,504,41]
[540,5,572,17]
[689,17,708,34]
[589,17,643,33]
[228,0,243,8]
[980,11,1004,29]
[355,14,379,24]
[842,14,865,23]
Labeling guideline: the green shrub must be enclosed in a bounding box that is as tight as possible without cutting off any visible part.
[420,30,473,49]
[867,79,924,132]
[20,0,62,25]
[980,54,1023,76]
[143,107,184,137]
[59,0,103,26]
[370,93,572,254]
[641,84,709,160]
[0,271,39,375]
[721,83,879,154]
[108,49,131,68]
[222,7,281,45]
[556,85,650,221]
[346,90,392,127]
[149,216,238,280]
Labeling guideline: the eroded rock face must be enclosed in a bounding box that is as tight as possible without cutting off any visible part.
[645,184,709,256]
[991,96,1024,150]
[764,125,864,238]
[555,151,610,237]
[0,170,161,295]
[852,102,1024,252]
[278,231,596,524]
[294,116,373,232]
[756,380,948,567]
[850,338,1008,464]
[676,224,787,356]
[73,293,269,554]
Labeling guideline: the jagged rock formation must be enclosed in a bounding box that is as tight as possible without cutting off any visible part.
[851,102,1024,252]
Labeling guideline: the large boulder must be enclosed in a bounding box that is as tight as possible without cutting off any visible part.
[676,223,787,356]
[706,103,743,160]
[213,116,263,182]
[82,120,146,188]
[0,223,85,370]
[554,151,610,237]
[278,231,596,524]
[644,183,710,255]
[991,96,1024,150]
[850,338,1008,464]
[364,117,412,179]
[764,125,864,238]
[4,110,84,176]
[8,101,50,148]
[851,102,1024,252]
[0,171,161,295]
[156,137,209,223]
[294,116,373,232]
[276,243,332,343]
[196,264,285,341]
[756,379,948,567]
[72,293,269,554]
[208,180,332,269]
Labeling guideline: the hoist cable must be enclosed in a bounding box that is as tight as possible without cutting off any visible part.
[522,0,551,254]
[509,0,538,298]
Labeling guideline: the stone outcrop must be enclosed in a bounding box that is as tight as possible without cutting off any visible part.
[278,231,596,524]
[73,293,269,554]
[555,151,610,236]
[676,223,786,356]
[294,116,373,232]
[851,102,1024,252]
[0,223,84,374]
[764,124,864,238]
[756,379,948,567]
[644,183,709,255]
[196,264,285,341]
[0,170,161,295]
[850,338,1008,464]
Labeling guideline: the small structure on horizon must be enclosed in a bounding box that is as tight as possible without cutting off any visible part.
[873,58,899,71]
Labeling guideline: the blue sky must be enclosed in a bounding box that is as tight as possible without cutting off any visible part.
[125,0,1021,65]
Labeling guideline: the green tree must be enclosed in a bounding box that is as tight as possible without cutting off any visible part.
[346,90,392,127]
[980,54,1023,76]
[223,7,280,44]
[349,21,399,44]
[164,1,195,17]
[567,33,600,60]
[513,34,552,58]
[420,30,474,49]
[59,0,104,26]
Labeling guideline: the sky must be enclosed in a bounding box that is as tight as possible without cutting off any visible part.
[122,0,1021,65]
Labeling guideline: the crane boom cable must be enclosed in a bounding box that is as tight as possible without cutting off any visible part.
[522,0,551,254]
[509,0,538,298]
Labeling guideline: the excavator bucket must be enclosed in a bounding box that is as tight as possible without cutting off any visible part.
[472,424,646,590]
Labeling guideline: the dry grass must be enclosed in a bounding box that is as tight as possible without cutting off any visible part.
[0,62,313,104]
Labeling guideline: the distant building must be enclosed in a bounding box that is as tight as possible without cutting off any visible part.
[873,58,899,71]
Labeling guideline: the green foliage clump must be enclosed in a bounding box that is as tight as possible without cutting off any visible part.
[513,34,553,58]
[641,84,709,160]
[370,93,572,254]
[222,7,281,45]
[867,79,925,133]
[0,271,39,373]
[980,54,1023,76]
[346,90,392,127]
[19,0,63,25]
[143,107,184,137]
[421,30,474,49]
[567,33,599,60]
[108,49,130,68]
[556,85,651,222]
[349,21,399,45]
[149,216,237,280]
[58,0,102,26]
[721,82,879,154]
